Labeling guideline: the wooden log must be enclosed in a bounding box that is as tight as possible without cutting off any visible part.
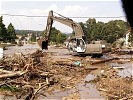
[10,81,30,85]
[0,66,5,68]
[119,95,133,100]
[52,61,73,66]
[30,83,49,100]
[90,58,119,65]
[0,69,13,73]
[40,72,53,77]
[0,71,27,79]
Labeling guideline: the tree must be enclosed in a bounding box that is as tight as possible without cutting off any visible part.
[7,23,16,43]
[85,19,128,43]
[30,33,36,42]
[86,18,96,25]
[57,32,67,44]
[49,27,59,43]
[42,27,67,44]
[0,16,7,42]
[86,18,97,42]
[102,20,128,43]
[79,22,88,42]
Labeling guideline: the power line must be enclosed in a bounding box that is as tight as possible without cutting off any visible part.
[1,14,125,19]
[1,14,47,17]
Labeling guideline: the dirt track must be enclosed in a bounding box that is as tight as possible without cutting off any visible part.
[0,44,133,100]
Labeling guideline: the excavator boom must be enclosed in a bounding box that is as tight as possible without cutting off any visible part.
[45,10,84,39]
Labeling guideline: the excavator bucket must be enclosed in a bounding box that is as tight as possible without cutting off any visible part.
[42,40,48,50]
[37,39,48,50]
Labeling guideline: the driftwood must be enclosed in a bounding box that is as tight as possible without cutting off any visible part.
[52,60,83,67]
[90,58,119,65]
[40,72,53,77]
[0,69,13,73]
[120,95,133,100]
[0,70,27,79]
[30,83,49,100]
[52,61,73,66]
[10,81,30,85]
[0,66,5,68]
[22,85,34,100]
[85,67,98,70]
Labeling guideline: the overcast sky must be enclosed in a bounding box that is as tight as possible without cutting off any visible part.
[1,0,126,33]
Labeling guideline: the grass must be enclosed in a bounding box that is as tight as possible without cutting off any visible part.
[0,84,21,93]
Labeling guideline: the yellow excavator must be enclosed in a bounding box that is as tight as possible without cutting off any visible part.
[38,10,111,57]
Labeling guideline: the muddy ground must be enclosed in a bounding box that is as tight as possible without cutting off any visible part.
[0,44,133,100]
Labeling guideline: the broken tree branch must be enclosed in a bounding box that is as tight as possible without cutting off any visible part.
[30,83,49,100]
[0,69,13,73]
[90,58,119,65]
[0,71,27,79]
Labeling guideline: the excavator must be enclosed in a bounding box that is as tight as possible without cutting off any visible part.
[38,10,111,57]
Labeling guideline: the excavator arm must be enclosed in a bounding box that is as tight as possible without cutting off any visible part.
[40,11,53,49]
[45,11,84,38]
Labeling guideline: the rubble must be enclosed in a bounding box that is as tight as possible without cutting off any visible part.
[88,67,133,100]
[0,50,91,99]
[0,47,132,100]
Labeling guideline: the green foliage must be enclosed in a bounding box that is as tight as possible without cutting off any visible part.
[0,84,21,92]
[43,27,67,44]
[86,18,96,25]
[30,33,37,42]
[7,23,17,43]
[15,30,42,36]
[79,22,88,42]
[0,16,7,42]
[102,20,128,43]
[80,18,129,44]
[85,18,98,42]
[49,27,59,42]
[57,32,67,44]
[0,16,17,43]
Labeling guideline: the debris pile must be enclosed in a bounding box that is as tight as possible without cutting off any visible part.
[0,50,90,99]
[0,48,132,99]
[0,50,54,99]
[89,67,133,100]
[112,48,133,55]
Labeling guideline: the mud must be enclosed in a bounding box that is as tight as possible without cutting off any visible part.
[0,44,133,100]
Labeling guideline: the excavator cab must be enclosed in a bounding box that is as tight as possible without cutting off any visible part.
[68,38,86,53]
